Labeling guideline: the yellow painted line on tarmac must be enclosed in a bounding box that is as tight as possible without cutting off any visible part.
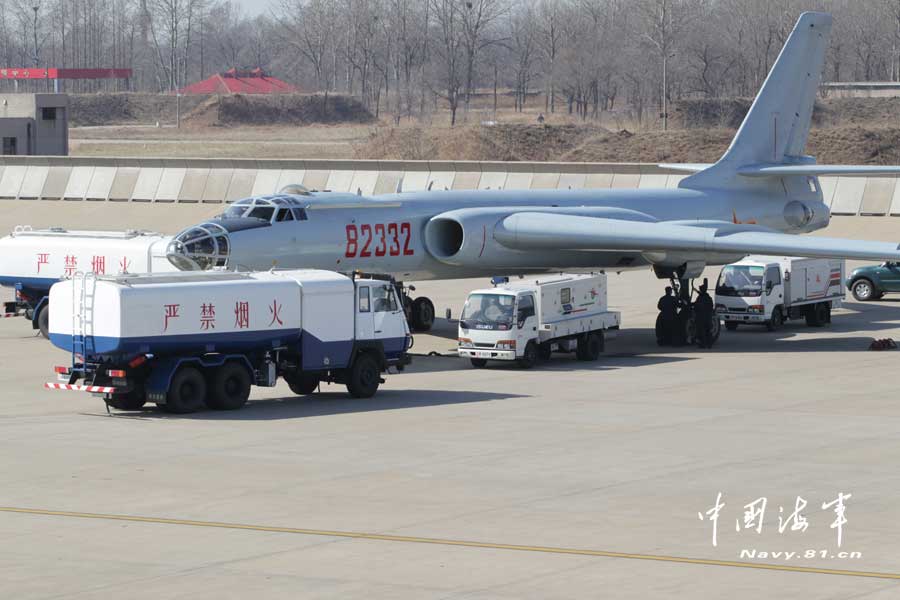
[2,506,899,581]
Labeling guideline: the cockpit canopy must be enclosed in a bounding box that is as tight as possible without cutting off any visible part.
[219,195,309,224]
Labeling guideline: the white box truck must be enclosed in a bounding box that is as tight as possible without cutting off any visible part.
[715,256,845,331]
[458,273,620,368]
[45,270,411,413]
[0,226,176,337]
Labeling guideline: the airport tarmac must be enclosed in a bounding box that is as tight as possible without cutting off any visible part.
[3,255,900,598]
[3,206,900,598]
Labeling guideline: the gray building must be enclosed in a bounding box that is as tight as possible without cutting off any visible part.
[0,94,68,156]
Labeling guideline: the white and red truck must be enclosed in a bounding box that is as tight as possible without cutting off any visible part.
[715,256,845,331]
[0,226,176,337]
[45,269,411,413]
[458,273,620,368]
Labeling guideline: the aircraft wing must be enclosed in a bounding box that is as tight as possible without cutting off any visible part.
[658,164,713,174]
[494,213,900,261]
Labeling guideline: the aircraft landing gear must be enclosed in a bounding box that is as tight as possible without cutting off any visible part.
[397,283,435,332]
[655,276,719,348]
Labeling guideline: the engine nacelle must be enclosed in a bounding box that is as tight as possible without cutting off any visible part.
[424,208,508,267]
[423,206,662,270]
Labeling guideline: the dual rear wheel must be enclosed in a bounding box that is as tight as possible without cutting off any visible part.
[161,363,251,414]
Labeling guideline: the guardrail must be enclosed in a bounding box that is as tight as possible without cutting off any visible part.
[0,156,897,216]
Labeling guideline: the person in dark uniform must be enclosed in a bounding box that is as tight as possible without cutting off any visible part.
[694,279,715,349]
[657,286,678,345]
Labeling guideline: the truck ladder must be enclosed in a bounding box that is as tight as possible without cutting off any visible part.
[71,271,98,369]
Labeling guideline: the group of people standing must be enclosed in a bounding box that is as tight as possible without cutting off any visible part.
[656,279,716,349]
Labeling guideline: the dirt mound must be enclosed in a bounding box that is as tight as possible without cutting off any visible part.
[358,124,603,161]
[565,129,733,163]
[808,126,900,164]
[358,122,900,164]
[675,96,900,130]
[185,94,375,126]
[69,93,208,126]
[674,99,753,129]
[815,97,900,128]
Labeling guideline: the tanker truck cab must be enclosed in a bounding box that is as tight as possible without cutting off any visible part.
[716,256,844,332]
[459,273,620,368]
[45,269,411,414]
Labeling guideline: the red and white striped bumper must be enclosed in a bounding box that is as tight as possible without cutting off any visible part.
[44,382,117,394]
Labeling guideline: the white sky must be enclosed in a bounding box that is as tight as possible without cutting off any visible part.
[233,0,276,17]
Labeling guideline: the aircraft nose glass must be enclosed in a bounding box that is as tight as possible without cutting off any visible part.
[167,223,231,271]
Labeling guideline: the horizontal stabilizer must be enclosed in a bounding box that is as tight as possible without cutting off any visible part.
[738,164,900,178]
[495,213,900,261]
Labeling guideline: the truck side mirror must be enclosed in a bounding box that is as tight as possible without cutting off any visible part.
[765,281,774,294]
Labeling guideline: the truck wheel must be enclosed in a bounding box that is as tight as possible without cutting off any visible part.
[163,367,207,414]
[725,322,739,331]
[108,385,146,411]
[207,362,251,410]
[806,302,829,327]
[346,353,380,398]
[287,375,320,395]
[766,307,783,332]
[37,305,50,339]
[410,297,435,332]
[578,332,603,361]
[537,342,553,361]
[470,358,488,368]
[851,279,875,301]
[517,341,538,369]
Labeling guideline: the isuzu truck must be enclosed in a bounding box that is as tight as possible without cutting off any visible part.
[0,226,176,337]
[45,270,411,413]
[715,256,845,331]
[458,273,620,368]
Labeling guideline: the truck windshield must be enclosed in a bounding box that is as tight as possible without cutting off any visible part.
[717,265,765,297]
[461,293,515,330]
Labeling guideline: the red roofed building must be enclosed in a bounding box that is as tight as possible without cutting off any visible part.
[179,68,298,95]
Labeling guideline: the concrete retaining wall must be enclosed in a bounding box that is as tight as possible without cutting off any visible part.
[0,156,898,216]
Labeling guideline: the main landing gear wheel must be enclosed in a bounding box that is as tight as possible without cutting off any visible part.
[206,362,251,410]
[410,297,435,332]
[655,313,666,346]
[163,366,207,414]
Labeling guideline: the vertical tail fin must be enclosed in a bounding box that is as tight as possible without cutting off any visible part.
[681,12,832,188]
